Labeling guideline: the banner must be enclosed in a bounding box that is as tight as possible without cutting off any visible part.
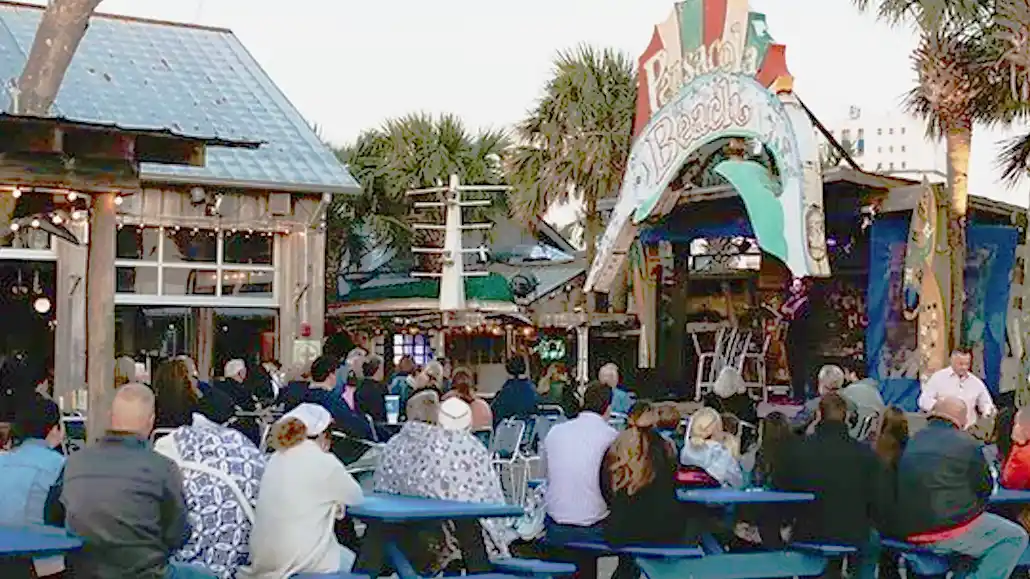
[965,225,1019,395]
[867,216,1019,404]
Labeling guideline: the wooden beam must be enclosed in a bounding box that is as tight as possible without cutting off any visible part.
[0,153,140,192]
[86,192,116,440]
[135,135,207,167]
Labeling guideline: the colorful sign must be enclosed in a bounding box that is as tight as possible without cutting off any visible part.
[585,0,830,292]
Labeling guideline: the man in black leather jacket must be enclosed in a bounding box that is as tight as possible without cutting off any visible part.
[895,397,1027,578]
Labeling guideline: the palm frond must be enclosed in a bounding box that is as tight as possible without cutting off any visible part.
[998,130,1030,186]
[905,30,997,137]
[509,43,636,230]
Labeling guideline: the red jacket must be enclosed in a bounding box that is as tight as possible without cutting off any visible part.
[1002,443,1030,489]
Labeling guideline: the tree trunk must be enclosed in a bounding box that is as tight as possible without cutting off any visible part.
[580,193,600,381]
[85,193,116,441]
[15,0,103,116]
[945,125,972,351]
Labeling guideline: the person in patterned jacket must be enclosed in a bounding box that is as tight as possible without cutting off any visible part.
[155,412,267,578]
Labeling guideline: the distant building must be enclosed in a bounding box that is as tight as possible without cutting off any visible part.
[825,105,947,183]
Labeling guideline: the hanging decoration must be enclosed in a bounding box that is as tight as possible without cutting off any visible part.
[534,336,566,362]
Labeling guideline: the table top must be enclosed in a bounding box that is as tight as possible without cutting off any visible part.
[0,525,83,557]
[347,493,524,523]
[991,488,1030,504]
[677,488,815,505]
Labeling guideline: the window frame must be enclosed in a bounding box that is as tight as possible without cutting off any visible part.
[114,226,277,307]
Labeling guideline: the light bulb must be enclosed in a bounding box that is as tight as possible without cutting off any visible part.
[11,187,21,198]
[67,192,78,201]
[51,214,63,225]
[9,223,19,232]
[113,196,123,206]
[33,296,51,314]
[30,219,40,228]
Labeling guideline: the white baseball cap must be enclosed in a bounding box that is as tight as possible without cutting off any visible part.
[279,403,332,436]
[439,397,473,431]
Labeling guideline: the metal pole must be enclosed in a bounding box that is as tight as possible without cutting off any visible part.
[439,175,466,312]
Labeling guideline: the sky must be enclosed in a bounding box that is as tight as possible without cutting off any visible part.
[37,0,1030,207]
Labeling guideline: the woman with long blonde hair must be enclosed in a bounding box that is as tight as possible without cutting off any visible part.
[680,406,744,488]
[601,402,687,547]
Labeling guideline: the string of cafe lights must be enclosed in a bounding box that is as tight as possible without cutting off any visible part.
[1,185,311,237]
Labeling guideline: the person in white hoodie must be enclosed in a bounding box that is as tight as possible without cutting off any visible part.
[243,403,363,579]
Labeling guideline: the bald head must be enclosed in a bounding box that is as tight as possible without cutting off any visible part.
[110,383,156,436]
[932,397,969,428]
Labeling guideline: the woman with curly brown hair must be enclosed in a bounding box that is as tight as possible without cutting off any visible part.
[601,402,692,547]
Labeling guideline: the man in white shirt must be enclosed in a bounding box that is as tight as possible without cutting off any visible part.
[919,349,995,430]
[543,382,618,576]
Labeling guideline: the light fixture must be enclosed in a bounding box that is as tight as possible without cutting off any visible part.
[113,196,123,206]
[33,296,51,314]
[71,210,87,221]
[67,192,78,202]
[30,219,40,228]
[9,223,18,232]
[51,214,63,225]
[12,187,21,199]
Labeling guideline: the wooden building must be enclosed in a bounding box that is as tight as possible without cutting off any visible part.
[0,3,359,400]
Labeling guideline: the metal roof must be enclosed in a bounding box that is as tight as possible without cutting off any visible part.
[0,1,359,194]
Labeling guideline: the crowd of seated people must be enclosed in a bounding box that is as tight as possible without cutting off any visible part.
[18,349,1030,579]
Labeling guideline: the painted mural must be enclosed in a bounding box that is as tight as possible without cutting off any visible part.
[586,0,830,293]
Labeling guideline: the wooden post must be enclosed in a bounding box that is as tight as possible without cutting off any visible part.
[86,192,116,440]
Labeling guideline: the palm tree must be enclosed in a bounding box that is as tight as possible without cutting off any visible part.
[993,0,1030,185]
[508,45,637,310]
[328,113,509,298]
[853,0,1014,346]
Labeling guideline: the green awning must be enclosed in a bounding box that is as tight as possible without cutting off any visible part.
[713,159,788,266]
[337,272,514,303]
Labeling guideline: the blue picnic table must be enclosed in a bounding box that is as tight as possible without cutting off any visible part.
[348,493,572,579]
[676,487,815,505]
[622,487,827,579]
[0,525,82,559]
[348,493,523,523]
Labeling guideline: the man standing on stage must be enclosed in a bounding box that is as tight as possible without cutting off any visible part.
[782,277,814,403]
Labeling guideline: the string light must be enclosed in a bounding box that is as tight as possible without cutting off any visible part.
[113,196,123,206]
[67,192,77,202]
[9,223,18,232]
[11,187,21,199]
[51,214,63,225]
[30,219,40,228]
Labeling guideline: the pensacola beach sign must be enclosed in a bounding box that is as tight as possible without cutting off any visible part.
[585,0,830,292]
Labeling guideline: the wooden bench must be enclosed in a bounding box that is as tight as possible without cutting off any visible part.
[290,568,527,572]
[881,538,952,576]
[634,551,829,579]
[491,557,577,577]
[558,540,704,559]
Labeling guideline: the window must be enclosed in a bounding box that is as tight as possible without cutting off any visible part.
[877,146,882,153]
[115,226,277,302]
[889,146,894,153]
[856,129,865,154]
[841,129,852,143]
[901,145,907,153]
[877,162,883,170]
[877,128,883,136]
[889,128,895,135]
[393,333,432,366]
[902,161,907,169]
[889,162,895,170]
[901,127,906,135]
[857,128,865,139]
